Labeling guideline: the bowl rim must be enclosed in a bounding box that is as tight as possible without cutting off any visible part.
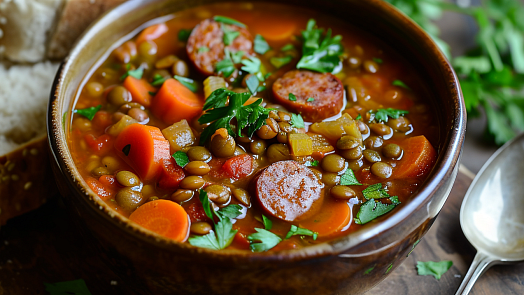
[48,0,466,262]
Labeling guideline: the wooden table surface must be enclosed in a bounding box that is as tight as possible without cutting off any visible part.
[1,166,523,295]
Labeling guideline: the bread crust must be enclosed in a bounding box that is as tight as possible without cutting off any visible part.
[47,0,127,60]
[0,135,57,225]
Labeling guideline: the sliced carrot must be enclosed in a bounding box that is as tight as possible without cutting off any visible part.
[392,135,437,179]
[299,199,351,237]
[151,78,204,125]
[123,76,156,107]
[135,23,169,46]
[86,177,115,201]
[252,16,296,41]
[158,158,186,190]
[222,154,253,180]
[129,199,190,242]
[114,123,171,181]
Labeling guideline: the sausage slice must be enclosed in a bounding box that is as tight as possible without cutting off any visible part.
[186,19,254,76]
[256,160,324,222]
[272,70,344,122]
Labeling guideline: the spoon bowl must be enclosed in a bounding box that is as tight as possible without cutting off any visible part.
[456,132,524,294]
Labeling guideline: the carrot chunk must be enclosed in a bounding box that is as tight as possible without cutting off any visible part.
[222,154,253,180]
[129,200,190,242]
[86,177,115,201]
[123,76,156,107]
[252,16,296,41]
[299,199,351,237]
[150,78,204,125]
[135,23,169,46]
[158,158,186,190]
[114,123,171,181]
[393,135,437,178]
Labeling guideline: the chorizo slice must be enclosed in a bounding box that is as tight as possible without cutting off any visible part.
[186,18,254,76]
[272,70,344,121]
[255,160,324,222]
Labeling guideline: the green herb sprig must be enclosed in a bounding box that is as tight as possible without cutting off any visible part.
[354,183,400,224]
[74,105,101,121]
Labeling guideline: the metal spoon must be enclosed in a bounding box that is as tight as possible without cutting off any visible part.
[455,133,524,295]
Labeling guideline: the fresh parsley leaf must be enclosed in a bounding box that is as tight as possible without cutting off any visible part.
[297,19,344,73]
[307,160,319,167]
[188,231,220,250]
[262,215,272,230]
[198,46,210,53]
[241,56,261,74]
[362,183,390,199]
[256,85,267,92]
[246,74,260,94]
[416,261,453,280]
[198,88,271,144]
[75,105,101,121]
[306,97,315,102]
[216,58,236,78]
[290,113,305,128]
[355,114,362,120]
[151,74,167,87]
[288,93,297,101]
[213,15,246,28]
[172,151,189,168]
[174,75,198,92]
[364,266,375,275]
[339,168,362,186]
[120,67,143,80]
[285,225,318,240]
[270,55,293,68]
[122,144,131,156]
[281,43,295,51]
[392,79,410,89]
[372,108,409,123]
[216,204,243,220]
[231,50,245,64]
[247,228,282,252]
[373,57,383,64]
[254,34,270,54]
[221,23,240,45]
[178,29,192,42]
[214,216,238,249]
[44,279,92,295]
[354,197,401,225]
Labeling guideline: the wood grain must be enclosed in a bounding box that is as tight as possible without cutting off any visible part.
[0,167,522,294]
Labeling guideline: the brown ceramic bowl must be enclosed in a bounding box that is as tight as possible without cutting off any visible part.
[48,0,466,294]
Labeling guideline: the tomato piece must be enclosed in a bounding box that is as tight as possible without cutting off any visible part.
[92,110,113,130]
[158,158,186,190]
[222,154,253,180]
[84,133,113,156]
[86,177,115,200]
[186,202,209,223]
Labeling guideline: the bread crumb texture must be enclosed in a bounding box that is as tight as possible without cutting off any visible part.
[0,61,59,155]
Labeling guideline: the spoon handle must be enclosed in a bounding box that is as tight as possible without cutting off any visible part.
[455,251,497,295]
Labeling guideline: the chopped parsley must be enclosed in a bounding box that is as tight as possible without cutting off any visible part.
[213,15,246,28]
[246,74,260,95]
[188,190,240,250]
[371,108,409,123]
[247,228,282,252]
[355,114,362,120]
[362,183,389,199]
[392,79,410,89]
[307,97,315,102]
[285,225,318,240]
[198,46,210,53]
[262,214,272,230]
[215,49,238,77]
[416,261,453,280]
[254,34,270,54]
[241,56,261,74]
[281,43,295,51]
[178,29,192,41]
[231,50,245,63]
[307,159,319,167]
[44,279,92,295]
[288,93,297,101]
[290,113,305,129]
[74,104,101,121]
[270,55,293,68]
[174,75,198,92]
[122,144,131,156]
[221,23,240,45]
[151,74,167,87]
[197,88,272,144]
[297,19,344,73]
[120,67,144,80]
[339,168,361,186]
[172,151,189,168]
[373,57,383,64]
[354,196,401,225]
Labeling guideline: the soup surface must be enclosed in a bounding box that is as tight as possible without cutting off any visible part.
[69,2,439,252]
